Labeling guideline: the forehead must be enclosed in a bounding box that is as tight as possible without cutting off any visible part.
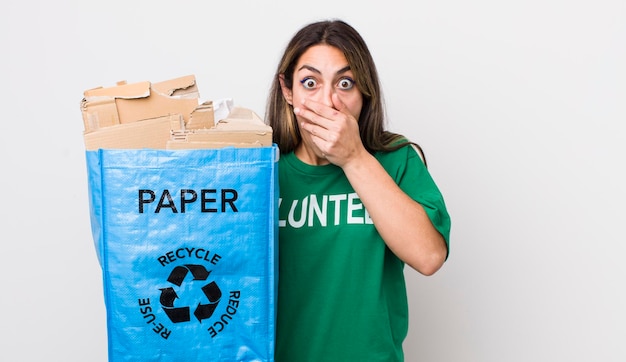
[296,44,350,73]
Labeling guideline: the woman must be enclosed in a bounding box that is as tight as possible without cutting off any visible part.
[265,19,451,361]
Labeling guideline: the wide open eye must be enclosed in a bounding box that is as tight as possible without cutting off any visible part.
[337,77,355,90]
[300,77,318,89]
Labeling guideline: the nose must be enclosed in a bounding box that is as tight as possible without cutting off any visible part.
[318,84,334,108]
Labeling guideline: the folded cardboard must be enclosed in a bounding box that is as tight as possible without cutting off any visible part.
[167,107,273,149]
[186,100,215,130]
[80,75,271,150]
[81,75,201,132]
[83,114,183,150]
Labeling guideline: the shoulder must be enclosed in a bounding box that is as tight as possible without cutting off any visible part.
[381,134,426,166]
[377,138,426,166]
[375,143,428,183]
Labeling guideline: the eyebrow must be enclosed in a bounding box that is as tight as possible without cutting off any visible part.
[297,64,351,76]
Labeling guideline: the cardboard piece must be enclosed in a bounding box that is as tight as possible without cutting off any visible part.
[81,75,200,132]
[186,100,215,130]
[167,107,273,149]
[83,115,183,150]
[80,75,272,150]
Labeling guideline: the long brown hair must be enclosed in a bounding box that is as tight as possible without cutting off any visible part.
[265,19,426,165]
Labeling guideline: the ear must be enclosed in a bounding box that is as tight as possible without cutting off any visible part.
[278,74,293,105]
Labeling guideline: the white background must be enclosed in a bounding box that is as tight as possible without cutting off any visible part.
[1,1,624,361]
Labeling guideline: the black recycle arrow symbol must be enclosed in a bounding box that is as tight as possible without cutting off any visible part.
[160,264,222,323]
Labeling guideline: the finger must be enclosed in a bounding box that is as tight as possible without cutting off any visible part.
[294,106,328,129]
[300,119,327,142]
[301,98,340,122]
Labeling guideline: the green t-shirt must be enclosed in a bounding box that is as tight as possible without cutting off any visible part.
[275,145,451,362]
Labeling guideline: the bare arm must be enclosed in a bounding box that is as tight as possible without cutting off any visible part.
[296,96,447,275]
[342,151,448,275]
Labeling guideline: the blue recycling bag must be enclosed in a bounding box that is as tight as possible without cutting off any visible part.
[86,146,279,361]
